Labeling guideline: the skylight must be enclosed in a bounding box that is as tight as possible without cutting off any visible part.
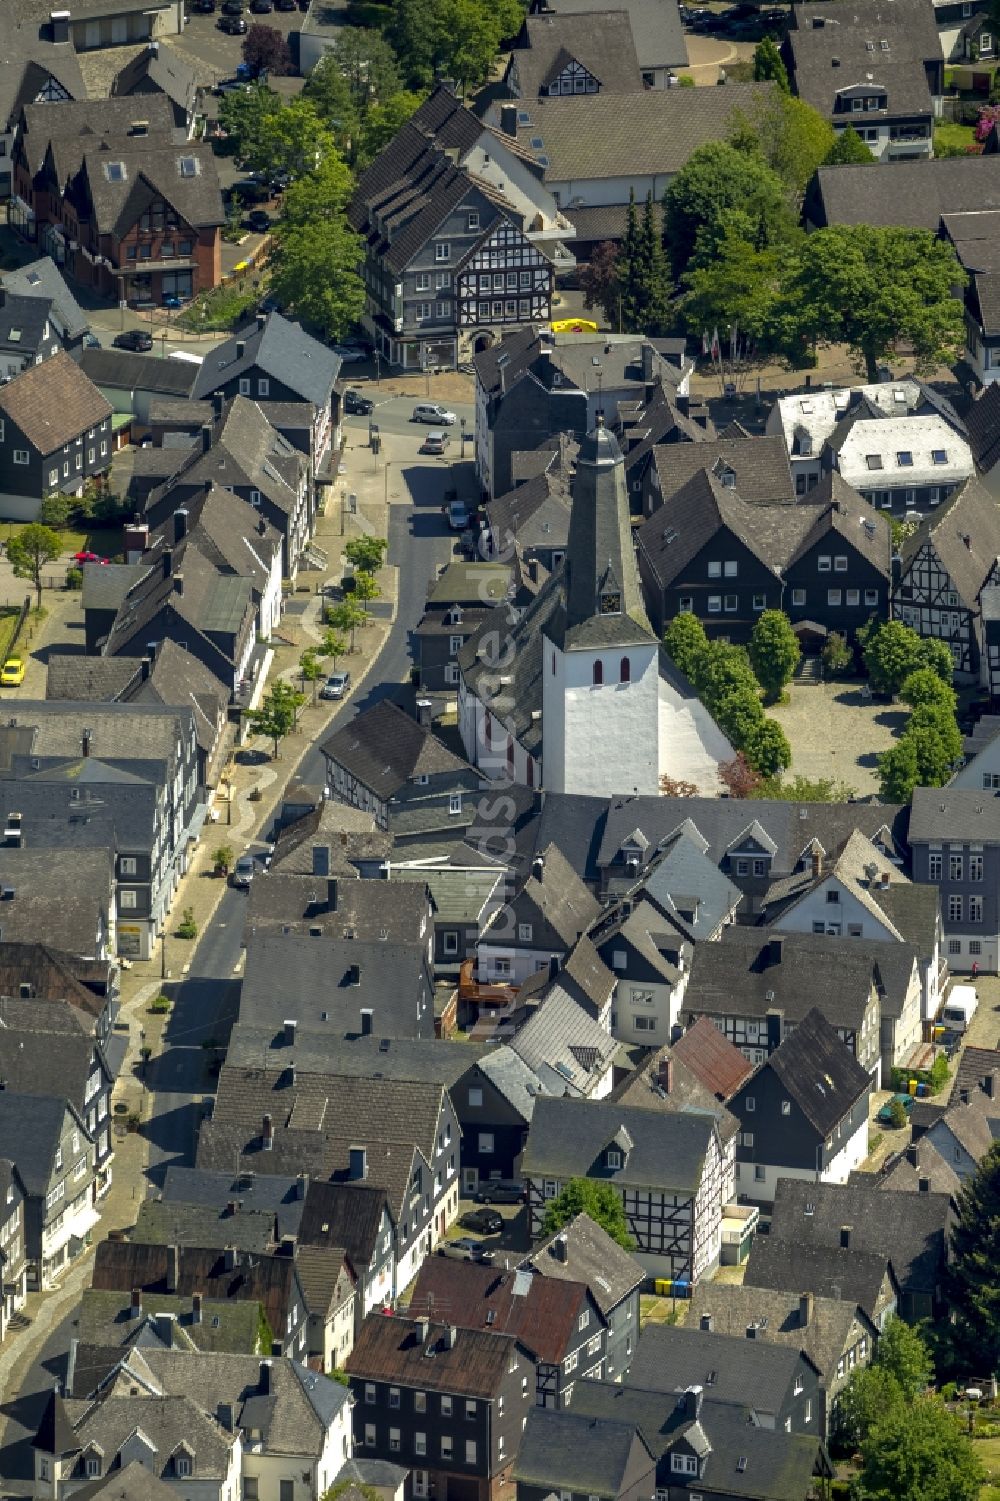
[7,329,21,343]
[178,156,198,178]
[104,161,126,183]
[530,136,544,149]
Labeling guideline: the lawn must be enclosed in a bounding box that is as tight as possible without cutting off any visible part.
[177,280,263,332]
[0,522,123,557]
[0,608,22,662]
[934,120,979,154]
[639,1294,684,1327]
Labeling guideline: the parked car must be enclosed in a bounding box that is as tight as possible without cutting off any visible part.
[162,294,183,309]
[113,329,153,352]
[221,0,243,11]
[190,0,216,10]
[246,209,271,233]
[422,430,450,456]
[250,0,273,11]
[448,498,470,530]
[320,671,351,700]
[876,1092,915,1125]
[460,1208,503,1235]
[472,1179,525,1205]
[437,1238,495,1263]
[0,658,25,687]
[218,14,247,30]
[73,551,109,565]
[343,388,373,415]
[332,345,368,363]
[412,402,457,425]
[82,332,102,349]
[230,854,256,889]
[275,0,297,8]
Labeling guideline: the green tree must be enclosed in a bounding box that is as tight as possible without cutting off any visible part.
[8,523,63,607]
[837,1365,905,1449]
[320,628,348,666]
[821,631,852,676]
[749,609,800,702]
[344,536,388,573]
[218,83,282,164]
[729,91,835,199]
[701,642,760,706]
[541,1178,634,1250]
[326,598,367,650]
[580,240,620,321]
[386,0,522,90]
[636,191,671,336]
[876,1316,933,1399]
[862,620,924,695]
[302,53,360,153]
[917,636,955,685]
[824,125,876,165]
[615,189,643,332]
[857,1396,982,1501]
[357,91,426,168]
[664,141,793,280]
[664,613,711,685]
[299,647,325,703]
[754,772,858,802]
[280,151,356,233]
[949,1141,1000,1370]
[906,702,963,784]
[788,225,967,381]
[271,215,364,341]
[246,679,306,758]
[752,36,788,90]
[900,667,957,715]
[681,230,796,363]
[351,570,381,612]
[878,737,920,804]
[743,717,792,778]
[249,97,338,181]
[38,493,70,530]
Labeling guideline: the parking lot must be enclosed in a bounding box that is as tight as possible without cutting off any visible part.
[166,2,307,87]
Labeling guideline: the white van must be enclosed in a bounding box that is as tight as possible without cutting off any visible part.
[941,984,979,1033]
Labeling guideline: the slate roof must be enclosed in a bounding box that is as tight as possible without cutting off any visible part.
[46,657,141,702]
[642,830,744,941]
[0,1007,102,1115]
[516,0,688,71]
[160,1166,306,1241]
[788,0,937,123]
[767,1178,951,1295]
[909,784,1000,843]
[514,1407,653,1496]
[0,350,110,454]
[682,930,878,1031]
[320,700,473,800]
[191,312,340,408]
[18,95,177,179]
[34,1390,80,1457]
[670,1017,755,1101]
[608,1043,731,1123]
[952,1047,1000,1103]
[625,1324,816,1414]
[522,1096,718,1191]
[133,1200,277,1255]
[686,1282,871,1383]
[65,1461,175,1501]
[475,1046,547,1122]
[75,1288,262,1360]
[102,541,253,661]
[0,846,112,955]
[2,256,88,340]
[510,988,618,1095]
[68,1394,235,1478]
[91,1241,300,1338]
[743,1236,895,1322]
[0,941,107,1021]
[244,871,429,942]
[760,1007,871,1137]
[410,1258,589,1363]
[393,865,503,925]
[110,44,197,115]
[79,141,223,236]
[79,347,198,396]
[270,801,390,877]
[877,1138,961,1198]
[811,156,1000,230]
[650,437,795,507]
[508,12,643,99]
[346,1316,526,1398]
[511,85,771,182]
[965,381,1000,474]
[299,1179,389,1270]
[525,1211,645,1314]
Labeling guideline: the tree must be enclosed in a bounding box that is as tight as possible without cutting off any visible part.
[743,717,792,779]
[351,570,381,612]
[280,151,356,232]
[242,23,293,77]
[752,36,789,91]
[821,631,852,676]
[949,1141,1000,1370]
[824,126,876,165]
[344,535,388,574]
[302,52,360,153]
[270,214,365,341]
[664,141,793,280]
[246,679,305,758]
[729,92,835,199]
[917,636,955,685]
[787,225,966,382]
[580,241,620,321]
[749,610,800,702]
[857,1397,982,1501]
[862,620,924,695]
[635,191,671,336]
[333,27,402,109]
[664,613,712,685]
[900,667,957,715]
[681,230,795,363]
[386,0,523,90]
[326,598,367,651]
[615,189,643,332]
[541,1178,634,1250]
[320,628,348,666]
[299,647,325,703]
[38,493,70,530]
[875,1316,932,1400]
[718,752,762,798]
[357,91,426,168]
[754,772,857,802]
[218,83,282,164]
[837,1366,905,1449]
[878,736,920,804]
[249,97,338,181]
[905,702,963,785]
[8,523,62,607]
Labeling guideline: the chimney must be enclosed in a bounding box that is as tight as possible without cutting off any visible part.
[658,1056,674,1094]
[349,1145,368,1180]
[166,1244,179,1292]
[283,1018,297,1047]
[130,1287,143,1317]
[360,1006,372,1035]
[154,1311,175,1346]
[174,508,189,544]
[960,1087,970,1105]
[416,698,433,729]
[140,657,152,683]
[162,547,172,580]
[256,313,266,330]
[417,1317,430,1343]
[3,811,22,848]
[553,1233,568,1263]
[349,963,362,987]
[149,39,159,54]
[173,573,184,597]
[985,1072,997,1099]
[839,1225,851,1249]
[236,341,246,360]
[746,1323,757,1339]
[213,392,225,420]
[50,10,70,43]
[191,1292,203,1324]
[201,422,213,453]
[445,1325,458,1349]
[905,1143,918,1167]
[312,844,330,877]
[82,728,92,758]
[685,1387,703,1421]
[799,1293,813,1328]
[499,103,518,137]
[262,1112,273,1150]
[918,1175,930,1193]
[963,533,972,550]
[327,877,338,912]
[532,854,545,881]
[811,850,822,879]
[285,1062,296,1088]
[769,936,784,965]
[224,1246,238,1271]
[296,1171,309,1200]
[700,1314,713,1332]
[226,1199,238,1216]
[259,1360,271,1394]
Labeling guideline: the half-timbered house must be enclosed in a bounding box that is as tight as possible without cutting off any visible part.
[348,86,570,370]
[521,1097,734,1282]
[893,475,1000,680]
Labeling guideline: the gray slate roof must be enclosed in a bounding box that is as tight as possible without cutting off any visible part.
[683,930,877,1032]
[517,0,688,71]
[320,699,474,800]
[651,436,794,506]
[522,1095,717,1191]
[625,1323,816,1414]
[526,1211,645,1313]
[192,313,340,409]
[514,1407,652,1497]
[760,1006,871,1137]
[1,256,88,338]
[810,156,1000,231]
[742,1238,896,1321]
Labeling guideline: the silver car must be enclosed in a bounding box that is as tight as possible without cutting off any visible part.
[230,854,255,888]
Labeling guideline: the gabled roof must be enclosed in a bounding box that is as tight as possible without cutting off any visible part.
[110,44,197,115]
[78,140,223,236]
[510,987,617,1094]
[626,1324,817,1415]
[2,255,88,339]
[523,0,687,69]
[34,1390,80,1456]
[299,1179,390,1270]
[811,156,1000,232]
[509,11,644,98]
[686,1282,873,1384]
[756,1006,871,1137]
[526,1211,644,1314]
[742,1237,896,1321]
[320,700,473,800]
[650,436,794,506]
[346,1316,527,1398]
[514,1407,654,1496]
[899,475,1000,608]
[683,929,877,1031]
[0,349,110,453]
[522,1095,717,1191]
[671,1017,754,1101]
[965,381,1000,474]
[410,1258,589,1363]
[191,313,340,409]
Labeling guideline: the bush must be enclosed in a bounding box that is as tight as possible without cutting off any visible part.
[65,566,83,591]
[176,907,198,940]
[149,994,172,1014]
[211,843,235,872]
[821,631,852,676]
[888,1097,909,1128]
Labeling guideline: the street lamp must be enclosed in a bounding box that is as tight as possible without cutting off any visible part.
[384,459,393,506]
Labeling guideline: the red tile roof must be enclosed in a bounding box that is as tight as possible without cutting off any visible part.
[671,1016,754,1101]
[408,1258,587,1365]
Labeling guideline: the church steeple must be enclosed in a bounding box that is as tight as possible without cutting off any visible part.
[557,415,656,650]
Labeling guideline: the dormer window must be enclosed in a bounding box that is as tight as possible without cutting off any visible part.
[176,1456,192,1478]
[607,1149,622,1169]
[671,1454,698,1476]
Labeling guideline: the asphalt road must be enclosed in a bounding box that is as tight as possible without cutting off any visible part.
[343,394,475,443]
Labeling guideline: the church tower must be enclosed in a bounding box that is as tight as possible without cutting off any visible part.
[541,417,660,796]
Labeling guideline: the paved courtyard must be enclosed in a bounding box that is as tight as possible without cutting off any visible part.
[768,681,908,795]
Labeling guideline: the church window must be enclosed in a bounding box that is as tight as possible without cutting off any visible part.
[593,660,603,686]
[600,590,622,614]
[620,657,631,683]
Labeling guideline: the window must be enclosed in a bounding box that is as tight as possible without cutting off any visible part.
[441,1397,453,1417]
[708,561,722,578]
[86,1459,100,1478]
[741,1132,754,1148]
[176,1457,191,1479]
[634,1016,655,1032]
[671,1455,698,1476]
[495,958,511,976]
[466,1400,477,1420]
[436,272,451,290]
[238,378,251,395]
[389,1428,401,1452]
[630,988,654,1006]
[754,1165,766,1182]
[845,589,859,606]
[258,378,269,397]
[415,1392,427,1413]
[949,938,962,956]
[620,656,631,683]
[827,889,841,904]
[864,589,878,606]
[753,593,766,611]
[834,555,848,572]
[949,895,963,922]
[781,1100,791,1116]
[436,301,450,319]
[929,852,942,880]
[449,793,463,816]
[950,854,963,881]
[579,1310,590,1331]
[414,1433,426,1456]
[970,854,984,881]
[896,451,913,466]
[724,561,737,577]
[468,1087,483,1108]
[564,1350,579,1373]
[467,212,480,231]
[518,923,533,942]
[479,1132,494,1153]
[465,1441,477,1464]
[440,1437,453,1460]
[932,450,948,465]
[435,243,451,262]
[818,555,832,572]
[12,449,28,466]
[88,449,95,464]
[606,1150,622,1170]
[389,1388,400,1409]
[364,1425,376,1447]
[415,273,431,291]
[828,589,842,606]
[707,595,722,613]
[364,1384,376,1405]
[120,890,137,911]
[593,659,603,685]
[724,594,738,612]
[970,895,983,924]
[792,588,806,606]
[416,302,432,321]
[49,469,58,486]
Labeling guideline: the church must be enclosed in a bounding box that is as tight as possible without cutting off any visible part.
[457,417,663,797]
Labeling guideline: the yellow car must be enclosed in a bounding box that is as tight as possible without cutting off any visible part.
[1,657,25,687]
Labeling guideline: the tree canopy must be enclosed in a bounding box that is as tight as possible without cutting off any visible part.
[242,23,293,77]
[824,125,876,165]
[949,1140,1000,1370]
[386,0,524,90]
[857,1397,982,1501]
[8,523,62,607]
[728,90,835,199]
[752,36,788,91]
[663,141,793,281]
[748,609,800,702]
[540,1179,634,1250]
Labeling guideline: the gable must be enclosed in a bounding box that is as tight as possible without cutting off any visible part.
[458,218,552,274]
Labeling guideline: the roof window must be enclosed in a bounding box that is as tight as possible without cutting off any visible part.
[179,156,199,178]
[932,450,948,464]
[896,451,912,466]
[104,161,126,183]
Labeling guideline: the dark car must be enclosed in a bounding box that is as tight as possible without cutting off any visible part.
[461,1208,503,1235]
[114,329,153,352]
[246,209,271,233]
[221,0,243,12]
[344,387,374,415]
[218,12,247,29]
[191,0,216,10]
[472,1179,525,1205]
[250,0,273,10]
[275,0,296,8]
